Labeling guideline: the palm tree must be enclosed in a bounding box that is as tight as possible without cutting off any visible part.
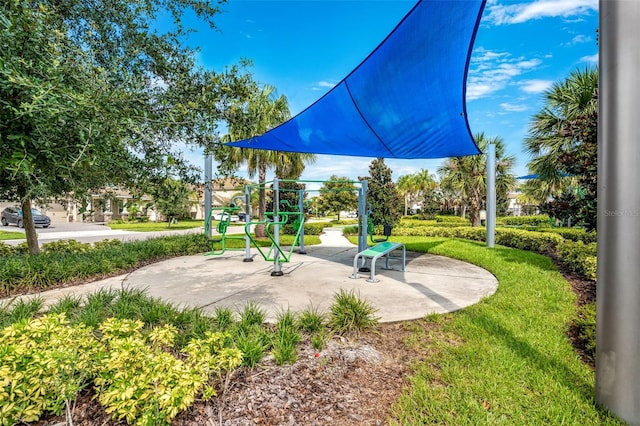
[224,84,315,236]
[525,67,598,199]
[397,173,418,216]
[439,133,516,226]
[524,66,598,229]
[397,169,439,216]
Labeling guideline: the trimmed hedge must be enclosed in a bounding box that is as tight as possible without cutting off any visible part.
[497,215,551,227]
[435,215,469,224]
[530,227,597,244]
[574,302,596,363]
[557,240,597,281]
[391,225,596,283]
[281,222,326,235]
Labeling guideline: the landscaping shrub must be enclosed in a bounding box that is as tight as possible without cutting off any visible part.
[0,242,15,257]
[281,222,325,235]
[435,215,469,224]
[574,302,596,363]
[0,234,210,294]
[495,228,564,253]
[41,239,93,254]
[533,227,597,244]
[94,318,242,425]
[557,240,597,281]
[0,313,102,424]
[497,215,551,227]
[328,289,379,336]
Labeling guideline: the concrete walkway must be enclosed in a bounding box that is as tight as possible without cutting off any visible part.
[2,227,498,323]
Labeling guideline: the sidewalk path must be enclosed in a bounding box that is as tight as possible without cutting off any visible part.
[1,227,498,323]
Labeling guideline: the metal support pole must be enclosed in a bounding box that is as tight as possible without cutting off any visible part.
[358,180,368,253]
[204,154,212,238]
[298,189,306,254]
[597,1,640,423]
[271,178,283,276]
[486,143,496,248]
[243,185,253,262]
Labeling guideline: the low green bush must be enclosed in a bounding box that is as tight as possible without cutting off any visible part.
[435,215,469,224]
[0,313,103,423]
[0,234,210,294]
[497,215,551,227]
[557,240,597,281]
[574,302,596,363]
[328,289,379,336]
[533,227,597,244]
[281,222,326,235]
[41,239,93,254]
[495,228,564,253]
[399,218,437,228]
[95,319,242,425]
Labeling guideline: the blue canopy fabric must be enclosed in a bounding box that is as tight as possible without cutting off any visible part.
[227,0,486,159]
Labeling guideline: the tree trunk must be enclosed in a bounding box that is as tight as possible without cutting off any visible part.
[404,194,409,216]
[22,199,40,255]
[470,192,482,227]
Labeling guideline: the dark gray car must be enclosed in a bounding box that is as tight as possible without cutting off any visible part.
[1,207,51,228]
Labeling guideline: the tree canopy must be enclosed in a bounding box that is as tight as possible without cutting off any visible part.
[318,176,358,220]
[0,0,254,252]
[439,134,515,227]
[362,158,402,228]
[524,67,598,230]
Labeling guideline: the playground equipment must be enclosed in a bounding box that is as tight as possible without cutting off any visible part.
[203,177,403,280]
[244,202,305,266]
[204,196,248,256]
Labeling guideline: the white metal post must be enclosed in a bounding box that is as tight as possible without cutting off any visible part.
[486,143,496,248]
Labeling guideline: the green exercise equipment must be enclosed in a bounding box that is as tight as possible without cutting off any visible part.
[205,205,244,256]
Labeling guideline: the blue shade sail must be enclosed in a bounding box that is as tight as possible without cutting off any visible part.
[227,0,486,159]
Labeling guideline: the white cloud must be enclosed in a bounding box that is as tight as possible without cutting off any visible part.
[467,49,543,101]
[487,0,597,25]
[580,53,598,63]
[520,79,554,93]
[570,34,591,44]
[500,102,529,112]
[311,80,337,91]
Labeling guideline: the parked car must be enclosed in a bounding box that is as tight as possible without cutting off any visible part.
[1,207,51,228]
[212,212,239,223]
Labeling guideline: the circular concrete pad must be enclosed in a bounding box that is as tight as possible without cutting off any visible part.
[3,228,497,323]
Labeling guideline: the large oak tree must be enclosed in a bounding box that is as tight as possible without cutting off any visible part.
[0,0,252,253]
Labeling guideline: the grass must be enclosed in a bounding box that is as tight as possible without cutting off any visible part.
[386,236,619,425]
[0,230,24,240]
[0,229,620,423]
[106,219,205,232]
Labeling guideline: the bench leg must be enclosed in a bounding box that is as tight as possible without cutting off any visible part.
[351,254,361,279]
[367,258,378,283]
[382,253,392,270]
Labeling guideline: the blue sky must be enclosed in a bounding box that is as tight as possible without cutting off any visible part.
[180,0,598,188]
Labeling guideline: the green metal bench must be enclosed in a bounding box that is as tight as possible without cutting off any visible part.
[351,241,406,283]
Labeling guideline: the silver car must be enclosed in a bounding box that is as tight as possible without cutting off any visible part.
[1,206,51,228]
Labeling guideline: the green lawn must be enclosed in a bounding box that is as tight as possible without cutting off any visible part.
[106,219,205,232]
[383,237,618,425]
[0,230,24,241]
